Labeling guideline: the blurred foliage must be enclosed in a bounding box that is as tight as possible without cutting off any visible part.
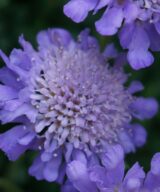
[0,0,159,191]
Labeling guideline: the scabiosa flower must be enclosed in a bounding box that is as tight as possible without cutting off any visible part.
[0,29,158,183]
[64,0,160,70]
[66,145,160,192]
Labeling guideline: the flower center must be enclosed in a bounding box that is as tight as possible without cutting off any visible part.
[30,46,133,153]
[138,0,160,12]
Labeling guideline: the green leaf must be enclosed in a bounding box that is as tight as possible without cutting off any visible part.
[0,178,23,192]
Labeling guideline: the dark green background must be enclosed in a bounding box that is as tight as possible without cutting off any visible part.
[0,0,159,191]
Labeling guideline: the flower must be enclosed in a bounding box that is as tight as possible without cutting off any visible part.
[63,0,160,70]
[66,144,160,192]
[0,28,158,183]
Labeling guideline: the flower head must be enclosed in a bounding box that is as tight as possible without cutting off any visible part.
[64,0,160,69]
[0,28,157,182]
[66,145,160,192]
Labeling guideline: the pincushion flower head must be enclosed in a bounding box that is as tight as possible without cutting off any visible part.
[0,28,158,183]
[66,145,160,192]
[64,0,160,70]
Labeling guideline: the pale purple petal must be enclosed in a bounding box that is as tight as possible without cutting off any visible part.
[128,81,144,94]
[101,145,124,169]
[61,180,78,192]
[64,0,97,23]
[103,43,118,59]
[0,67,22,89]
[37,28,73,49]
[72,149,87,165]
[67,160,98,192]
[65,143,73,162]
[94,0,111,11]
[18,132,36,145]
[0,125,34,161]
[101,145,124,184]
[9,48,32,72]
[0,85,18,101]
[144,153,160,191]
[43,152,62,182]
[127,26,153,70]
[96,7,123,35]
[78,29,99,50]
[119,23,135,49]
[3,100,22,111]
[145,24,160,51]
[130,97,158,120]
[130,124,147,147]
[123,2,139,23]
[128,49,154,70]
[56,163,66,184]
[122,163,145,191]
[29,151,62,182]
[89,165,112,190]
[29,155,45,180]
[0,104,37,123]
[118,131,135,153]
[155,22,160,34]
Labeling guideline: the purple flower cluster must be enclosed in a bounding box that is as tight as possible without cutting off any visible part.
[0,29,157,184]
[65,145,160,192]
[64,0,160,69]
